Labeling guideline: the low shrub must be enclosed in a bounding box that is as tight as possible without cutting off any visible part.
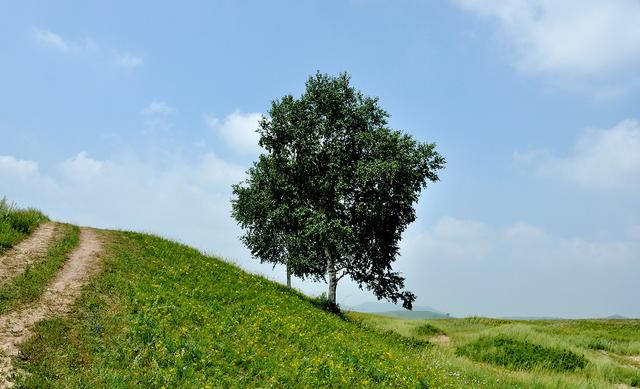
[0,197,47,251]
[0,221,22,249]
[309,293,344,317]
[456,336,587,372]
[586,336,614,352]
[461,317,512,326]
[8,209,48,234]
[412,323,445,337]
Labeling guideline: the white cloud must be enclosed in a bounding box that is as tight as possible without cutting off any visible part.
[515,119,640,190]
[405,217,638,268]
[142,101,173,116]
[116,54,144,69]
[0,155,38,177]
[411,216,494,262]
[59,152,104,181]
[0,151,247,258]
[205,110,262,154]
[453,0,640,94]
[32,27,143,69]
[401,216,640,317]
[141,100,174,130]
[0,155,39,178]
[33,28,72,52]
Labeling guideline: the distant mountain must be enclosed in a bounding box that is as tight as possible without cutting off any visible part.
[500,316,563,321]
[378,310,450,319]
[347,301,450,319]
[499,314,631,320]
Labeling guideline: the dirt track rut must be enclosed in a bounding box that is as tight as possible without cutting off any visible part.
[0,227,102,388]
[0,222,57,288]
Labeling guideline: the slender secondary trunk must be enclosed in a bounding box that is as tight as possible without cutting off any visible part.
[325,246,337,304]
[286,262,292,288]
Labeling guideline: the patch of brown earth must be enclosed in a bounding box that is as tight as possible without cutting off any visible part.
[431,334,452,347]
[0,228,103,388]
[0,222,57,288]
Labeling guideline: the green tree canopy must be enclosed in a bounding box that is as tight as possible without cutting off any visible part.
[232,72,445,309]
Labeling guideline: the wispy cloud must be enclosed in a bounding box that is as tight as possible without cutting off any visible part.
[205,110,263,154]
[452,0,640,96]
[0,155,39,178]
[401,216,640,317]
[116,54,144,69]
[32,27,143,69]
[59,152,104,181]
[33,28,73,52]
[0,151,246,258]
[141,100,174,130]
[142,100,174,116]
[514,119,640,191]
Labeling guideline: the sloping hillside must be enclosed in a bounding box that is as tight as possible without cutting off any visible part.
[10,230,516,388]
[4,227,639,388]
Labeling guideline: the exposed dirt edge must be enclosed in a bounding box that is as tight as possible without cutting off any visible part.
[0,227,103,388]
[0,222,58,288]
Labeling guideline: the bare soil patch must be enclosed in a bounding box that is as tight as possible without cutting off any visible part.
[431,334,452,347]
[0,227,102,388]
[0,223,57,288]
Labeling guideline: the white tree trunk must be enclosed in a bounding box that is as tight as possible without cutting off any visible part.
[326,247,337,304]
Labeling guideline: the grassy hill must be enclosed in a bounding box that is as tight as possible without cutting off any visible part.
[14,230,499,388]
[8,227,640,387]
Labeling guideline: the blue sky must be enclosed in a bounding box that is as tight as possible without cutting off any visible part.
[2,0,639,318]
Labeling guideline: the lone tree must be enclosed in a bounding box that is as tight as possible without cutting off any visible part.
[232,72,444,309]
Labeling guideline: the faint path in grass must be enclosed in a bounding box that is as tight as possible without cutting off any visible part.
[431,334,452,347]
[0,222,57,288]
[0,227,102,388]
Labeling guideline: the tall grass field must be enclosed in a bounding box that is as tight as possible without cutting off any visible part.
[351,313,640,388]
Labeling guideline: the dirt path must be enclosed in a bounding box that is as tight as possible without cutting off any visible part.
[431,334,452,347]
[0,227,102,388]
[0,222,57,288]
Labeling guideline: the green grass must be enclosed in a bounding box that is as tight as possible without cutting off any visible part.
[456,335,587,372]
[352,314,640,388]
[532,319,640,355]
[412,322,445,337]
[9,227,640,388]
[0,224,79,314]
[0,197,48,254]
[14,230,527,388]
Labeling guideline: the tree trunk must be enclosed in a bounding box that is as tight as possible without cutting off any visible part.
[325,246,337,305]
[286,262,291,288]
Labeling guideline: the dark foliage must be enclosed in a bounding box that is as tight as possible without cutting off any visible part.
[232,72,444,308]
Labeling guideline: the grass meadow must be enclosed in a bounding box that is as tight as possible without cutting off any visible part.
[350,313,640,388]
[14,230,529,388]
[1,212,637,387]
